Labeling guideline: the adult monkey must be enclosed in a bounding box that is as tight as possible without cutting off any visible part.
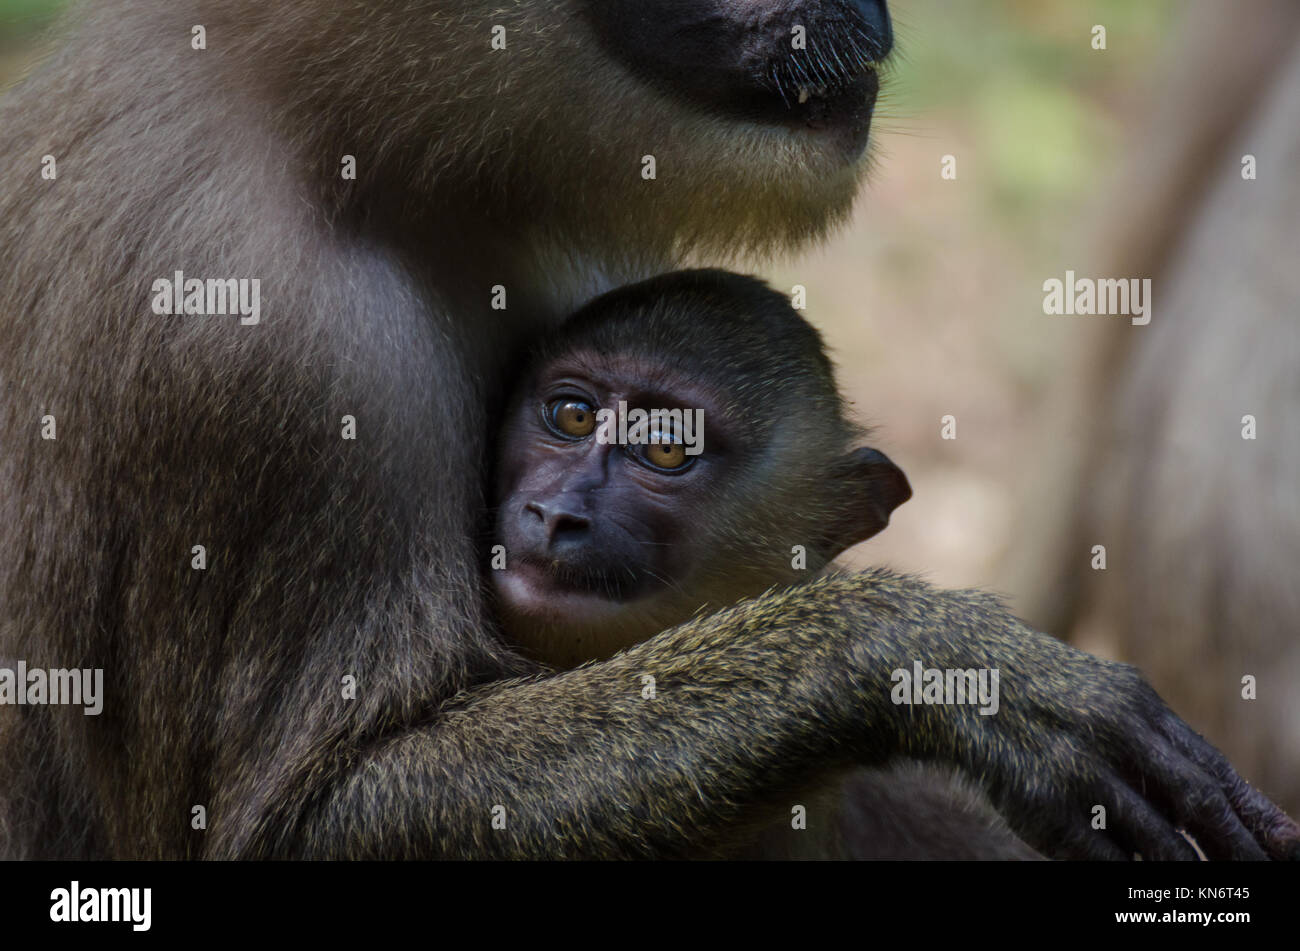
[0,1,1295,860]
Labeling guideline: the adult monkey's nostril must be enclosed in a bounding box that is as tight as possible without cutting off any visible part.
[850,0,893,60]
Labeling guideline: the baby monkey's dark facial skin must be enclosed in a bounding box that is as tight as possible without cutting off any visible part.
[491,270,912,670]
[493,352,727,645]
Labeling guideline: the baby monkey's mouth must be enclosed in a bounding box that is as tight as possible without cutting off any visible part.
[512,553,647,603]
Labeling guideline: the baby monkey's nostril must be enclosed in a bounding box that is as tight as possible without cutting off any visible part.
[547,513,592,549]
[526,500,592,549]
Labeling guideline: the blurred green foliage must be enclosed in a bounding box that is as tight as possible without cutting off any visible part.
[0,0,67,37]
[888,0,1175,226]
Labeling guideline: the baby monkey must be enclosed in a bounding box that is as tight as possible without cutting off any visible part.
[492,269,911,669]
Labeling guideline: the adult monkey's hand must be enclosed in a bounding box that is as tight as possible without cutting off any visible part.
[987,665,1300,860]
[832,569,1300,861]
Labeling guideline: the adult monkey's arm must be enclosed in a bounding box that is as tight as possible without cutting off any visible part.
[255,572,1299,861]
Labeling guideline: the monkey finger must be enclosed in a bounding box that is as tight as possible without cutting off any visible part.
[1106,782,1202,861]
[1107,718,1263,858]
[1221,777,1300,860]
[1165,776,1268,861]
[1213,782,1300,859]
[1161,717,1300,859]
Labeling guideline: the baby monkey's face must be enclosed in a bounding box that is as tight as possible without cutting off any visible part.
[491,331,910,671]
[492,348,728,655]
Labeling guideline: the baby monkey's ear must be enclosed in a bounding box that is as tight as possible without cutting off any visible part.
[822,446,912,560]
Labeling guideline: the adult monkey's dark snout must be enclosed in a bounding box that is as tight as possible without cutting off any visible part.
[850,0,893,58]
[581,0,893,137]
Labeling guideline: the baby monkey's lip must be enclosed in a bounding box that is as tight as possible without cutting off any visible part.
[495,557,650,629]
[509,553,640,601]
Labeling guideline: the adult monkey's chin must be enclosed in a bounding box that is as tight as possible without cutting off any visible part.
[564,0,892,262]
[580,0,892,156]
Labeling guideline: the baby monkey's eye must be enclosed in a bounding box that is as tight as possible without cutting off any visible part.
[637,436,691,472]
[545,398,597,438]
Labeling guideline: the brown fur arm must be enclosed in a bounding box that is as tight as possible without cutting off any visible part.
[260,571,1300,860]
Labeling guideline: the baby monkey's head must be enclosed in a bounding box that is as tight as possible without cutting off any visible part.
[492,269,910,668]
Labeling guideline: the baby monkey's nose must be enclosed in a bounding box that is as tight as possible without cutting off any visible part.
[525,500,592,552]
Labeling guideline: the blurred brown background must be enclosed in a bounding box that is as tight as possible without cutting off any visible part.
[5,0,1298,813]
[772,0,1180,596]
